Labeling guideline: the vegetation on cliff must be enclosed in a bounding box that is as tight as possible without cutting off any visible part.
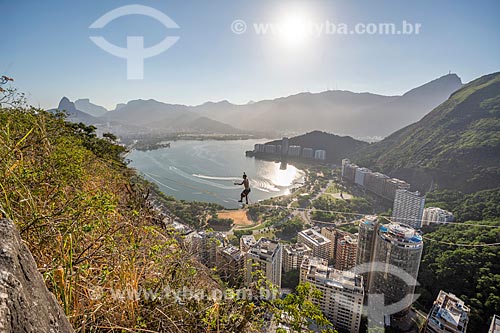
[0,79,335,332]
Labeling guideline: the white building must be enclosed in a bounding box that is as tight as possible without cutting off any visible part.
[302,147,314,159]
[314,150,326,160]
[422,207,454,226]
[424,290,470,333]
[254,144,265,153]
[298,228,332,260]
[245,238,282,288]
[300,256,364,333]
[354,167,371,187]
[392,189,425,228]
[264,144,276,154]
[341,159,351,177]
[287,145,301,157]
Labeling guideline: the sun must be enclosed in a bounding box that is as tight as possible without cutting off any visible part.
[275,7,314,47]
[279,13,309,46]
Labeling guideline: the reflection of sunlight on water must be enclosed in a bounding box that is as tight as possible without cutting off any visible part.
[261,162,303,187]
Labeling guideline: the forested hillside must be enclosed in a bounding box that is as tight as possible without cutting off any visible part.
[352,72,500,193]
[418,220,500,332]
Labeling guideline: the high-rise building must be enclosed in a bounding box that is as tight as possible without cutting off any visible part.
[341,159,350,177]
[355,168,371,187]
[383,178,411,201]
[424,290,470,333]
[281,137,289,156]
[342,160,358,182]
[216,245,244,287]
[364,172,390,199]
[368,223,423,316]
[300,256,364,333]
[488,314,500,333]
[335,234,358,271]
[355,216,378,292]
[282,243,312,273]
[320,226,358,270]
[314,149,326,160]
[287,145,301,157]
[240,234,256,252]
[392,190,425,228]
[245,238,282,288]
[188,231,226,268]
[298,228,332,260]
[422,207,454,226]
[302,147,314,159]
[254,143,265,153]
[320,226,338,261]
[340,159,411,201]
[264,144,276,154]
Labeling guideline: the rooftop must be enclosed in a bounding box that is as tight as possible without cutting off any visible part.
[221,245,243,260]
[361,216,378,226]
[429,291,470,332]
[303,257,364,291]
[240,234,256,247]
[248,238,281,261]
[378,222,422,248]
[299,228,331,246]
[284,243,311,255]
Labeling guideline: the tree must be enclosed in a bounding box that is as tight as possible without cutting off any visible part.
[273,283,337,332]
[0,75,26,107]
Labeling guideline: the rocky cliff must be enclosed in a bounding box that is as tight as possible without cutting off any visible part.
[0,219,73,333]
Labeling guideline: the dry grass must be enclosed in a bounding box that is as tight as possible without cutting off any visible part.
[0,108,263,332]
[218,209,254,226]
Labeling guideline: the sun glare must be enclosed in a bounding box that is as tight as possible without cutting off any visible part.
[279,12,309,46]
[273,3,318,48]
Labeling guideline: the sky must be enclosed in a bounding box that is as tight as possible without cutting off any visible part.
[1,0,500,110]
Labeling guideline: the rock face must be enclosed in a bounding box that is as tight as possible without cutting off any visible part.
[0,219,74,333]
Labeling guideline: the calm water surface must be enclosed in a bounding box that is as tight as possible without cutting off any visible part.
[127,140,305,208]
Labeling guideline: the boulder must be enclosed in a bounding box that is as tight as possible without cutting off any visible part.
[0,219,74,333]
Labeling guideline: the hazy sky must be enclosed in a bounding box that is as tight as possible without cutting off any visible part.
[2,0,500,109]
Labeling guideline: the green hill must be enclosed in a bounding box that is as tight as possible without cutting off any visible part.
[351,72,500,193]
[417,220,500,332]
[267,130,369,164]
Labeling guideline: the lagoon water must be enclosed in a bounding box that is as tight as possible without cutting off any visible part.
[127,140,305,208]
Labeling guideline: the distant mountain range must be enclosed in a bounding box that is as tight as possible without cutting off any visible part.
[194,74,463,138]
[350,71,500,193]
[52,73,462,139]
[74,98,108,117]
[51,98,247,137]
